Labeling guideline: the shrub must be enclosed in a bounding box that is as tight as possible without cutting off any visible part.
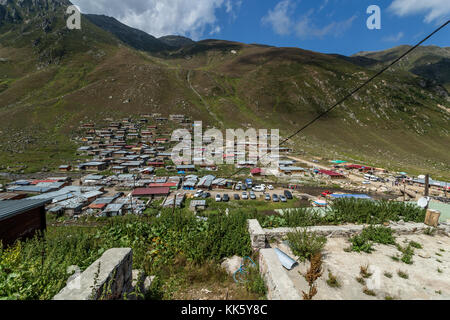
[397,270,409,279]
[348,226,396,253]
[326,271,341,288]
[396,243,415,265]
[244,266,267,297]
[327,199,425,225]
[287,228,327,262]
[302,253,323,300]
[409,241,423,249]
[363,287,376,296]
[0,211,254,300]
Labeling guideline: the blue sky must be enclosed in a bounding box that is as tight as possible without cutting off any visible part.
[73,0,450,56]
[213,0,449,55]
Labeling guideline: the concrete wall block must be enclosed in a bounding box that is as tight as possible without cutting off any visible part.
[53,248,133,300]
[248,219,267,249]
[259,248,302,300]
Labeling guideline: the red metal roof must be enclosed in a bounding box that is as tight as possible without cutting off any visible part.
[251,168,262,174]
[345,164,364,169]
[319,170,344,177]
[88,203,107,209]
[132,187,170,196]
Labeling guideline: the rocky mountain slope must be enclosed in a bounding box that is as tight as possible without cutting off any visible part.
[0,0,449,178]
[352,45,450,91]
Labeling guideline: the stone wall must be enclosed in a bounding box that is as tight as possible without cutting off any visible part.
[248,219,267,250]
[248,219,450,249]
[54,248,133,300]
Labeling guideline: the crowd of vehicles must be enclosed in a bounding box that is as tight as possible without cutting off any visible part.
[194,180,295,203]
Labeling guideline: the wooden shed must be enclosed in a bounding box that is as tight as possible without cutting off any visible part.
[0,199,50,247]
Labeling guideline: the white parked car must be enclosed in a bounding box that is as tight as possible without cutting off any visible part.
[252,185,265,192]
[267,185,274,190]
[242,192,249,200]
[215,194,222,202]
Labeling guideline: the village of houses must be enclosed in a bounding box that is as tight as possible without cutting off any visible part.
[0,113,449,222]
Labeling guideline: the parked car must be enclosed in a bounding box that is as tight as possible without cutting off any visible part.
[194,190,203,198]
[202,192,211,199]
[250,192,257,200]
[280,195,287,203]
[242,192,249,200]
[235,185,241,191]
[284,190,293,200]
[241,185,247,191]
[215,194,222,202]
[272,194,279,202]
[234,194,240,200]
[265,194,271,201]
[252,185,265,192]
[267,185,274,190]
[223,194,230,202]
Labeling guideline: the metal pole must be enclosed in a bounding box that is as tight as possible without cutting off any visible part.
[425,174,429,197]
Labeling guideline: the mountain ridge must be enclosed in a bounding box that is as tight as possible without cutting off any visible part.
[0,1,449,179]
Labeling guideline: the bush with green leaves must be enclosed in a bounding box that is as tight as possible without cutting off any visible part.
[0,210,254,300]
[325,199,425,225]
[348,226,396,253]
[286,228,327,262]
[257,199,426,228]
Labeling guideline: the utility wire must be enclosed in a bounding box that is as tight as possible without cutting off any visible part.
[226,19,450,179]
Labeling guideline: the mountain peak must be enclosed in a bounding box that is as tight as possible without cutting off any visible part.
[0,0,71,24]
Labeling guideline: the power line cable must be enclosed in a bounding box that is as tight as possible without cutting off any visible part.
[226,19,449,179]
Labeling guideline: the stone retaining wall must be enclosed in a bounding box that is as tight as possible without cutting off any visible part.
[248,219,266,249]
[248,219,450,249]
[54,248,133,300]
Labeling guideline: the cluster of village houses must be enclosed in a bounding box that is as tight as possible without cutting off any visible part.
[0,114,448,218]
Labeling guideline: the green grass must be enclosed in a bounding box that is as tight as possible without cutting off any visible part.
[0,211,260,300]
[347,226,396,254]
[397,270,409,279]
[326,271,341,288]
[286,228,327,262]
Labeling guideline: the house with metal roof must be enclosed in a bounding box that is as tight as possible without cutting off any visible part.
[163,194,186,208]
[177,165,196,172]
[190,200,207,212]
[197,175,216,189]
[0,199,50,246]
[183,176,198,190]
[79,161,108,172]
[6,185,58,194]
[103,203,125,217]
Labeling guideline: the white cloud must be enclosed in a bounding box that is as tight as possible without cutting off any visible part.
[382,31,405,42]
[261,0,295,36]
[389,0,450,23]
[72,0,240,39]
[262,0,357,39]
[318,0,329,12]
[295,13,356,39]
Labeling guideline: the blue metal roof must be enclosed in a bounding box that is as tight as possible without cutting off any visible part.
[330,194,372,200]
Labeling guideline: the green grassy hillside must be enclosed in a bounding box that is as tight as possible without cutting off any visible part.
[353,45,450,91]
[0,2,448,179]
